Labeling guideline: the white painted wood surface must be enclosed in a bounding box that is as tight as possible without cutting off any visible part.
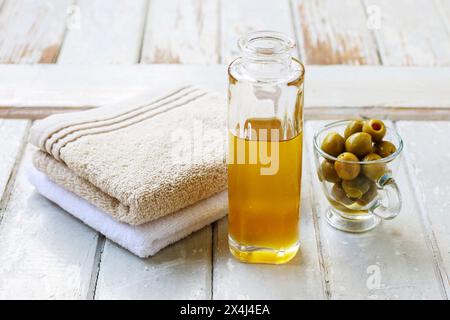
[0,0,71,63]
[0,146,100,299]
[305,121,445,299]
[0,120,28,203]
[439,0,450,33]
[397,121,450,297]
[0,1,449,300]
[363,0,450,66]
[0,65,450,119]
[57,0,148,64]
[203,1,306,299]
[141,0,219,64]
[213,133,327,299]
[54,1,216,299]
[213,194,325,299]
[292,0,379,65]
[95,228,212,299]
[220,0,296,64]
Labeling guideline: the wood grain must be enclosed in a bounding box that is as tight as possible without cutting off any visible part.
[57,0,148,64]
[363,0,450,66]
[0,65,449,116]
[54,1,216,299]
[141,0,219,64]
[0,146,100,299]
[215,3,300,295]
[397,121,450,297]
[95,227,212,299]
[0,0,71,63]
[291,0,379,65]
[220,0,296,64]
[214,151,327,299]
[305,121,444,299]
[0,120,28,208]
[0,0,99,300]
[438,0,450,33]
[213,191,325,299]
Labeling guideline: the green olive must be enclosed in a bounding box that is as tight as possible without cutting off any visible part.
[342,176,371,199]
[362,119,386,142]
[331,183,354,205]
[362,153,387,181]
[334,152,360,180]
[321,132,345,157]
[345,132,373,158]
[356,181,378,206]
[344,120,364,139]
[373,140,397,158]
[320,160,341,183]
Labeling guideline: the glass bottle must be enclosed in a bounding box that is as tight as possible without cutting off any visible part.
[227,30,305,264]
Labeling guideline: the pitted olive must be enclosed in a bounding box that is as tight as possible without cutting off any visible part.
[331,183,354,205]
[321,132,345,157]
[373,141,397,158]
[342,176,371,199]
[320,160,341,183]
[356,181,378,206]
[345,132,373,158]
[334,152,360,180]
[344,120,364,139]
[362,153,388,181]
[363,119,386,142]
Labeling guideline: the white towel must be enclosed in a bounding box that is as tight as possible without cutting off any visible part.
[28,166,228,258]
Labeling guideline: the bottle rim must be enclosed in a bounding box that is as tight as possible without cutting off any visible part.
[238,30,296,57]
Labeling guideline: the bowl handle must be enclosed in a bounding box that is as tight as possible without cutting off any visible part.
[369,173,402,220]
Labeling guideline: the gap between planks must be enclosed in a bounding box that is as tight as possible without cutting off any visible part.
[3,106,450,121]
[304,138,332,299]
[306,120,445,299]
[87,235,106,300]
[395,121,450,299]
[137,0,151,63]
[211,221,218,300]
[0,121,31,223]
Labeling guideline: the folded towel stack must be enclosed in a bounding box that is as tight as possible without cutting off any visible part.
[28,85,228,257]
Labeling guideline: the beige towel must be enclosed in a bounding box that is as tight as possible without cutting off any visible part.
[30,85,227,225]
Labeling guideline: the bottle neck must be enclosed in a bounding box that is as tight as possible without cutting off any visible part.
[237,31,296,81]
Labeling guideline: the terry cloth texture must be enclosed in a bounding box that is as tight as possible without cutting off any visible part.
[30,85,228,225]
[28,166,227,258]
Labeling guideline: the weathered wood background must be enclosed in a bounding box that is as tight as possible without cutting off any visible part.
[0,0,449,300]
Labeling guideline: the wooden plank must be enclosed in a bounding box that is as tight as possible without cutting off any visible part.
[0,120,28,206]
[213,1,314,299]
[94,227,212,299]
[439,0,450,32]
[7,105,450,122]
[0,65,449,119]
[363,0,450,66]
[220,0,296,64]
[0,0,71,63]
[291,0,379,65]
[57,0,148,64]
[140,0,219,64]
[304,121,445,299]
[213,187,325,299]
[57,2,215,299]
[0,146,100,299]
[396,121,450,296]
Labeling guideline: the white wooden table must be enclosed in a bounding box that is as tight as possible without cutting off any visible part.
[0,0,449,299]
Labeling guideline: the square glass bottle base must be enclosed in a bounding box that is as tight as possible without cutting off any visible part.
[228,236,300,264]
